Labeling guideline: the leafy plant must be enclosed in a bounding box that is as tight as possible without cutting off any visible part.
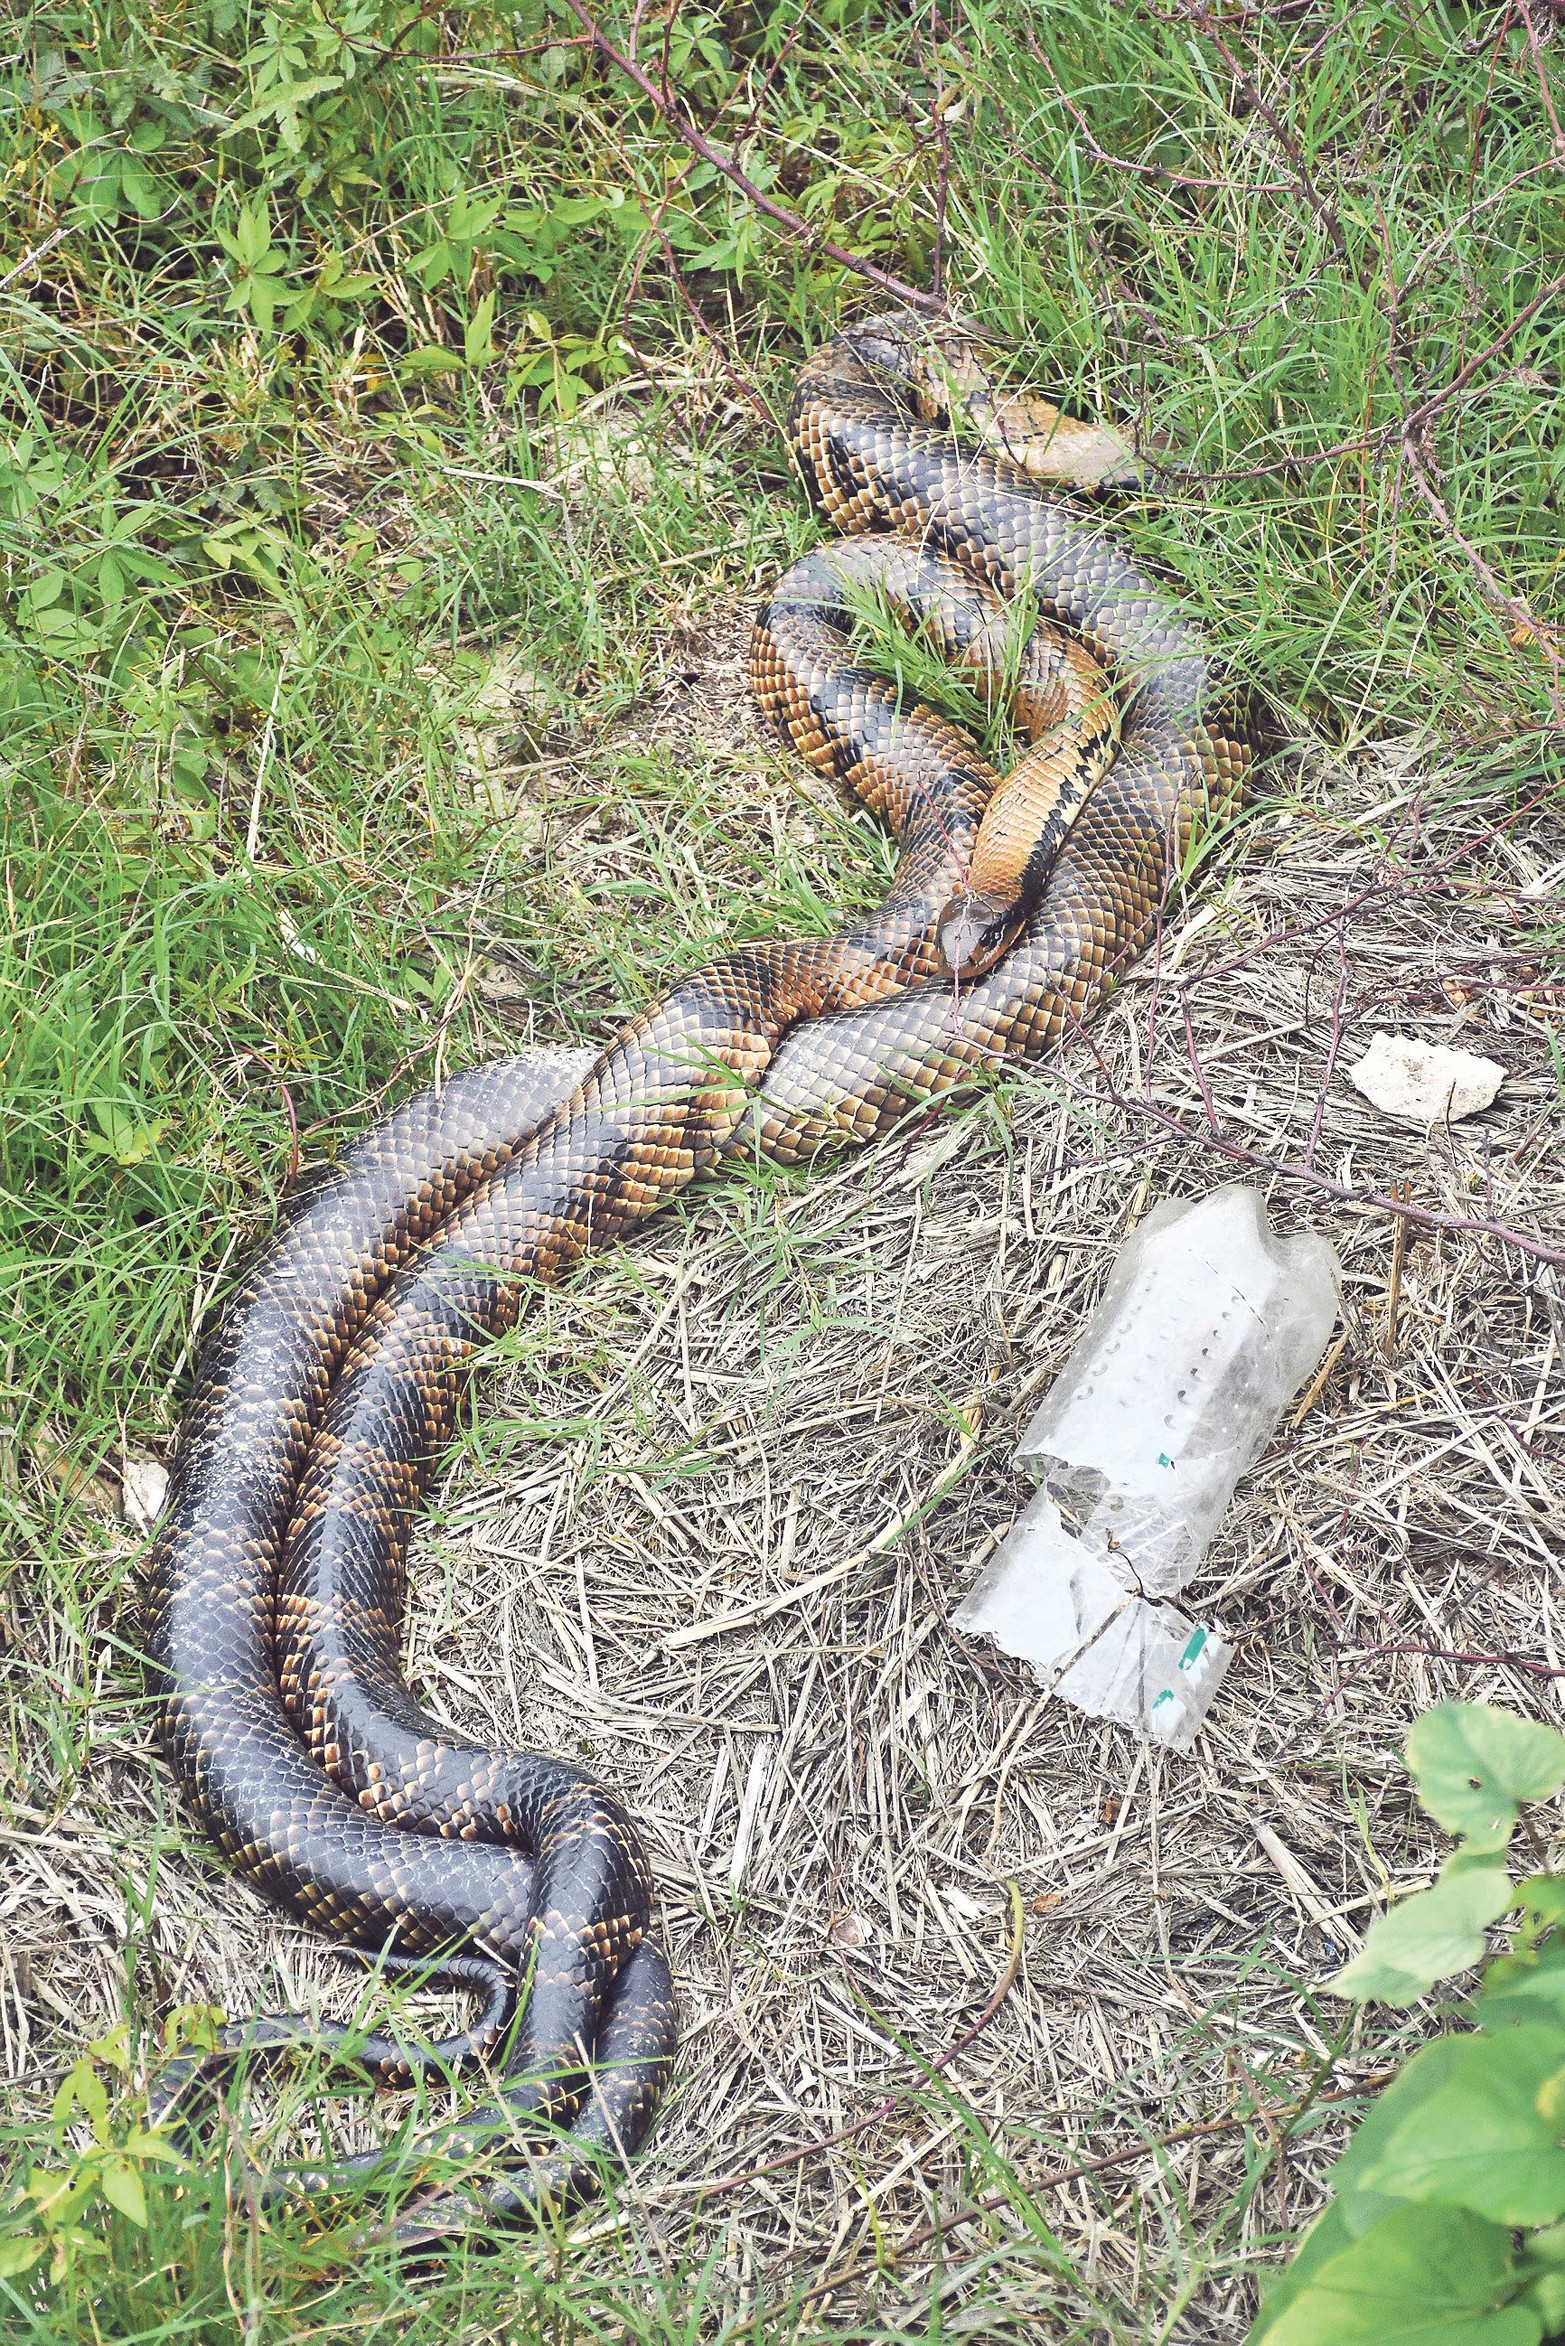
[0,2016,214,2284]
[1253,1703,1565,2344]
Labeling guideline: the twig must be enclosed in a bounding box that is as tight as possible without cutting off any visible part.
[659,1880,1025,2205]
[1302,929,1351,1170]
[1048,1058,1565,1273]
[1343,1640,1565,1684]
[1026,29,1291,195]
[909,3,954,300]
[557,0,945,315]
[1382,1181,1412,1362]
[1179,2,1352,263]
[1,224,76,290]
[1400,424,1563,713]
[792,2069,1397,2309]
[646,219,772,422]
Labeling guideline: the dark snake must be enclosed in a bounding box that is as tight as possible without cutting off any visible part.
[143,314,1258,2240]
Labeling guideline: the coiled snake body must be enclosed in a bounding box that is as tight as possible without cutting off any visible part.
[144,317,1257,2238]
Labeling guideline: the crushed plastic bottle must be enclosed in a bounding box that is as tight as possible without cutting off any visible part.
[953,1185,1340,1749]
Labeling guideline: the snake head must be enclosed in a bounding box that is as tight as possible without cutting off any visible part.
[936,891,1026,981]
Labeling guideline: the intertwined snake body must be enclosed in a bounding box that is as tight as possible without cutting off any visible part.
[143,316,1257,2237]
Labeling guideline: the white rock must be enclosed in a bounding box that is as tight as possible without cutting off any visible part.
[121,1457,170,1535]
[1347,1031,1505,1125]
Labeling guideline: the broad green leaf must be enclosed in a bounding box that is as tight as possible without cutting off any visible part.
[1253,2190,1406,2335]
[1477,1947,1565,2033]
[1329,1857,1514,2004]
[410,238,454,288]
[0,2233,46,2278]
[119,158,161,219]
[1516,2273,1565,2335]
[1519,1877,1565,1928]
[1521,2220,1565,2270]
[464,291,497,370]
[397,346,462,379]
[26,2166,93,2223]
[84,1102,170,1168]
[1356,2027,1565,2225]
[54,2058,108,2131]
[1332,2035,1475,2197]
[1407,1705,1565,1852]
[1256,2203,1537,2345]
[97,2156,147,2227]
[24,569,66,610]
[87,2023,131,2073]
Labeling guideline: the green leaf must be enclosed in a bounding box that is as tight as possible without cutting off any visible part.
[244,272,284,333]
[219,74,344,141]
[54,2057,109,2133]
[1255,2203,1538,2345]
[447,191,503,240]
[84,1103,170,1168]
[1332,2035,1477,2198]
[1355,2027,1565,2226]
[1407,1705,1565,1853]
[1520,1877,1565,1928]
[396,346,461,379]
[232,199,271,270]
[463,291,497,370]
[1255,2191,1408,2336]
[119,158,161,220]
[1516,2272,1565,2336]
[0,2233,46,2279]
[97,2156,147,2227]
[410,238,453,288]
[1521,2220,1565,2270]
[87,2023,131,2073]
[1329,1856,1515,2005]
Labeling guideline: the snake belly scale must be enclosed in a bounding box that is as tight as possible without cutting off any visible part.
[143,314,1257,2238]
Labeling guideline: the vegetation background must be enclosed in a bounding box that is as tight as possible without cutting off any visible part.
[1,0,1561,2337]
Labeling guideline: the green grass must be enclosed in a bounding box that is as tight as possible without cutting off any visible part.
[2,0,1561,2334]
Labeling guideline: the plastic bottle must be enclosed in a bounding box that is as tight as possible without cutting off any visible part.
[953,1185,1340,1749]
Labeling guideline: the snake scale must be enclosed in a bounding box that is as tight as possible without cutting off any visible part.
[144,314,1257,2240]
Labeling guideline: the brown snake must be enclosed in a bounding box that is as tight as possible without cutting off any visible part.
[143,314,1258,2241]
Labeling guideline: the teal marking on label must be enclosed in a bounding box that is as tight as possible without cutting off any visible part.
[1179,1628,1207,1671]
[1151,1688,1175,1709]
[1157,1452,1174,1468]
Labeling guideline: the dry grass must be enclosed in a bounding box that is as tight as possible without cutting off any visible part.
[6,606,1560,2335]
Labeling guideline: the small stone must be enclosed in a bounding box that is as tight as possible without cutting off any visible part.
[1347,1031,1505,1125]
[121,1458,170,1535]
[827,1907,871,1950]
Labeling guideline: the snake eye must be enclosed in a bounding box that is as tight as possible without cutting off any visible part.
[937,893,1023,980]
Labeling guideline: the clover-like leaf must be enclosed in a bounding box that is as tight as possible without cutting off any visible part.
[1407,1705,1565,1853]
[1329,1856,1515,2006]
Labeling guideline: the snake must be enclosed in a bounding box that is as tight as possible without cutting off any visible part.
[143,312,1257,2241]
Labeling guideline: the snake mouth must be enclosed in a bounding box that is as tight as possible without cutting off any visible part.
[936,891,1027,981]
